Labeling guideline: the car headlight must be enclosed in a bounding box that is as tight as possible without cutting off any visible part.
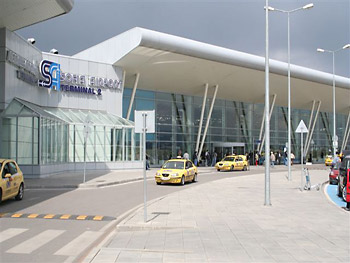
[170,173,179,177]
[156,172,161,176]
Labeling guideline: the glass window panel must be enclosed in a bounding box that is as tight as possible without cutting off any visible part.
[17,117,33,164]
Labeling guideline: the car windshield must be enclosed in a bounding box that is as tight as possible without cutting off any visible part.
[223,157,234,162]
[162,161,184,169]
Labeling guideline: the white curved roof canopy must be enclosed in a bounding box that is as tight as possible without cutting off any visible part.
[0,0,74,31]
[75,27,350,114]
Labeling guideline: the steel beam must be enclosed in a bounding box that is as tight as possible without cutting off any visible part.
[342,109,350,151]
[259,94,277,154]
[126,73,140,120]
[304,101,321,156]
[198,85,218,162]
[304,100,316,154]
[195,84,208,154]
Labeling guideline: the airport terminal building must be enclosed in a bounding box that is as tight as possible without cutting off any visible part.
[1,1,350,177]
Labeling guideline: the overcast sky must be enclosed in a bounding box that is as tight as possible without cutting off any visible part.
[17,0,350,77]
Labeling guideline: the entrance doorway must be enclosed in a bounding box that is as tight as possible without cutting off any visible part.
[213,142,245,160]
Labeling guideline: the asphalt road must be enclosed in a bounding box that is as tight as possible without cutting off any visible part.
[0,168,252,263]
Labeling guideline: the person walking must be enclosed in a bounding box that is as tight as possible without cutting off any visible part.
[205,150,211,167]
[270,152,275,168]
[290,152,295,165]
[192,151,198,166]
[211,152,217,166]
[183,152,189,160]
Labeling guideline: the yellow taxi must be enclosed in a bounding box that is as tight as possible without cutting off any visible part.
[215,155,249,171]
[0,159,24,203]
[325,155,333,166]
[155,159,197,185]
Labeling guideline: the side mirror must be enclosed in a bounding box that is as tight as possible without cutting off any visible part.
[5,173,11,178]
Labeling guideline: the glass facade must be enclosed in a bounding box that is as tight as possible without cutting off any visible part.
[123,87,350,165]
[1,98,139,166]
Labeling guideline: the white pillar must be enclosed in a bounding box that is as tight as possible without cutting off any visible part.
[196,84,208,154]
[126,73,140,120]
[304,100,316,154]
[259,94,276,154]
[198,85,219,161]
[304,101,321,156]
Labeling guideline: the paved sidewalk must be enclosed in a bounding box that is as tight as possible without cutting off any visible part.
[86,168,350,263]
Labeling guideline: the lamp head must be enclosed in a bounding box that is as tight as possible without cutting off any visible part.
[50,49,58,54]
[264,6,275,11]
[303,3,314,10]
[317,48,325,53]
[343,44,350,49]
[27,38,35,45]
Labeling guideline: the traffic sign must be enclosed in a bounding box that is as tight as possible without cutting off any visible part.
[295,120,308,133]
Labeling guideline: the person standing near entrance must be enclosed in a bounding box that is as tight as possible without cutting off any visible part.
[211,152,217,166]
[270,152,275,168]
[192,151,198,166]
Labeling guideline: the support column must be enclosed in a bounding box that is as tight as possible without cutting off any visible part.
[126,73,140,120]
[304,101,321,156]
[341,109,350,152]
[198,85,219,161]
[257,106,266,152]
[342,109,350,152]
[195,84,208,153]
[131,128,135,161]
[259,94,277,154]
[304,100,316,154]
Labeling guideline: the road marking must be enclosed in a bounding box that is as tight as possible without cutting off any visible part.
[0,228,28,243]
[54,231,101,256]
[28,214,39,218]
[1,213,115,221]
[6,230,65,254]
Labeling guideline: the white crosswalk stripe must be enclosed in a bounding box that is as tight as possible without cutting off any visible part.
[0,228,28,243]
[6,229,65,254]
[54,231,101,256]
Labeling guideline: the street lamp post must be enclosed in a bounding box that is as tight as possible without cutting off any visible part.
[317,44,350,158]
[268,3,314,181]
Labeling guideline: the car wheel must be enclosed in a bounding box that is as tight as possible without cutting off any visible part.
[231,165,234,171]
[15,183,24,201]
[217,169,220,172]
[342,186,347,202]
[243,165,247,171]
[156,182,161,185]
[192,173,197,182]
[181,176,185,185]
[338,183,342,197]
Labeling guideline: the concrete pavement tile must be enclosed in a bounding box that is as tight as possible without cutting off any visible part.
[116,250,142,262]
[92,248,121,263]
[109,232,133,248]
[163,252,185,262]
[226,249,251,262]
[140,251,163,262]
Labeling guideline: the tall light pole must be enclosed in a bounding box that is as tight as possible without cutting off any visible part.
[264,0,271,206]
[317,44,350,158]
[268,3,314,181]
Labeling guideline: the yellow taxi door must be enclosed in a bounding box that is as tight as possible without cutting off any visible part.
[1,163,13,199]
[8,162,20,196]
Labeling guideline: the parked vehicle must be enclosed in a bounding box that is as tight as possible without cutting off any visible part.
[0,159,24,203]
[329,162,341,185]
[338,155,350,201]
[215,155,248,172]
[325,155,333,166]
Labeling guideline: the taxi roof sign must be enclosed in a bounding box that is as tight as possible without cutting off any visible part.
[295,120,308,133]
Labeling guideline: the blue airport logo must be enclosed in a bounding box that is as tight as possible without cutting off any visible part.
[39,60,61,90]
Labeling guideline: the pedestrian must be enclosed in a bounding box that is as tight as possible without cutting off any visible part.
[291,152,295,165]
[211,152,217,166]
[177,149,182,158]
[205,150,211,167]
[192,151,198,166]
[146,155,150,170]
[183,152,189,160]
[255,152,259,166]
[270,152,275,168]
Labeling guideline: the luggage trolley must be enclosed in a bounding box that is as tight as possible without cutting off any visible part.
[303,168,320,191]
